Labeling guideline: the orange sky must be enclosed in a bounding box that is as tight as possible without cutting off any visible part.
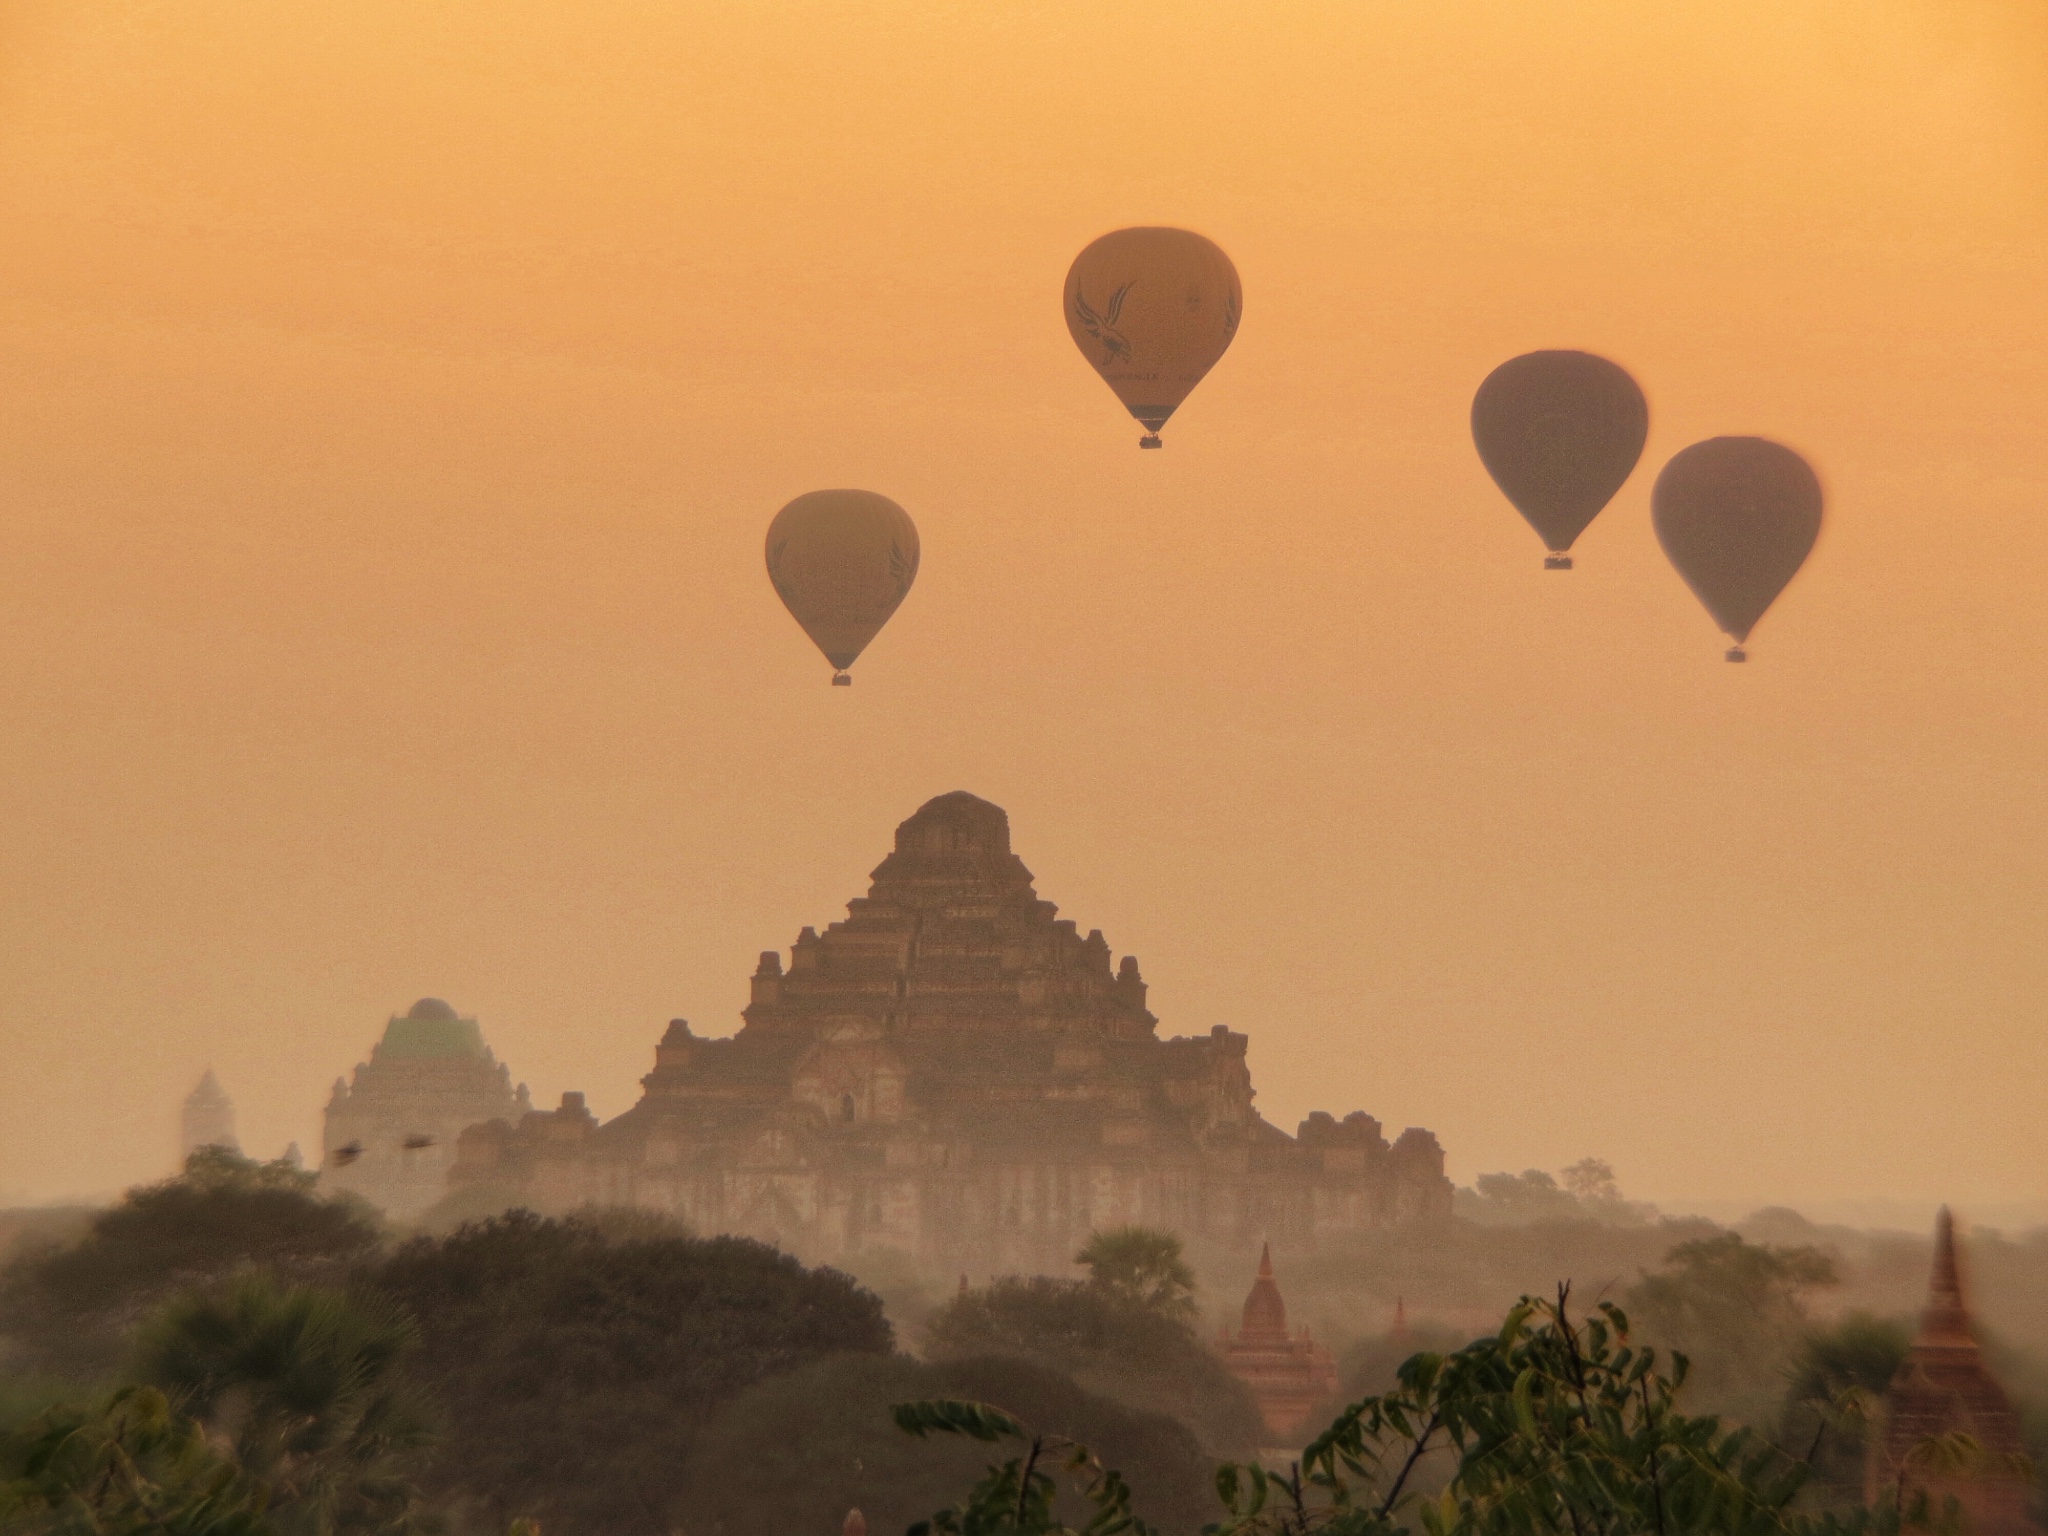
[1,0,2044,1215]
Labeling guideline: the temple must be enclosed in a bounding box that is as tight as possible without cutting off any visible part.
[449,792,1452,1269]
[1219,1243,1340,1447]
[321,998,528,1220]
[180,1068,239,1160]
[1866,1208,2036,1535]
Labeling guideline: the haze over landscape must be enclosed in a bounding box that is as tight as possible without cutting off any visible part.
[2,0,2045,1222]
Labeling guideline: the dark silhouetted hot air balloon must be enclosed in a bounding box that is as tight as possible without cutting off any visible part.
[1652,437,1821,662]
[1064,228,1241,448]
[765,491,920,685]
[1471,350,1648,569]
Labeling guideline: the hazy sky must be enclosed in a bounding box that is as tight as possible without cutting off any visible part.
[2,0,2044,1214]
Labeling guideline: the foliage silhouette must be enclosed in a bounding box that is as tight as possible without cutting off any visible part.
[137,1276,430,1536]
[1075,1229,1199,1322]
[926,1274,1263,1455]
[900,1287,1949,1536]
[370,1210,890,1536]
[0,1386,272,1536]
[0,1149,381,1383]
[678,1352,1215,1536]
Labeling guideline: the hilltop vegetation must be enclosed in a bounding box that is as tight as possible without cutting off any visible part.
[3,1152,2044,1534]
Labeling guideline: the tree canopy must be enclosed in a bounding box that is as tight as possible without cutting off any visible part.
[897,1286,1919,1536]
[680,1351,1216,1536]
[137,1277,430,1536]
[1624,1232,1838,1424]
[925,1273,1264,1455]
[0,1149,383,1382]
[1074,1228,1198,1322]
[371,1211,893,1536]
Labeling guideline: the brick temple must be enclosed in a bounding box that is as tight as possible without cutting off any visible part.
[1219,1243,1340,1447]
[1866,1208,2037,1535]
[450,792,1452,1269]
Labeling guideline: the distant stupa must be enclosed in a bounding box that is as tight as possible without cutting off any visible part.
[180,1068,239,1160]
[1865,1208,2036,1535]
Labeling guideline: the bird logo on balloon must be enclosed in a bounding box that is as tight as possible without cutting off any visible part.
[1071,281,1136,365]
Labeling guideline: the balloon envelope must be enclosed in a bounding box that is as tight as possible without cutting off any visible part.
[1064,227,1241,445]
[1471,350,1648,557]
[765,490,920,677]
[1652,438,1821,645]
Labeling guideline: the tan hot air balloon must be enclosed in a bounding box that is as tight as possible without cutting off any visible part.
[1651,437,1822,662]
[1471,351,1649,569]
[1064,227,1241,448]
[764,491,920,685]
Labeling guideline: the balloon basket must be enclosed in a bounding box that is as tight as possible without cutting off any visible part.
[1543,554,1573,570]
[1138,434,1163,449]
[1724,646,1747,664]
[831,672,852,686]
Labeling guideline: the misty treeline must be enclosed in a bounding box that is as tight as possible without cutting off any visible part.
[1,1151,2043,1536]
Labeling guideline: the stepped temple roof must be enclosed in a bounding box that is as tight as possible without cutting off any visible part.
[450,793,1455,1269]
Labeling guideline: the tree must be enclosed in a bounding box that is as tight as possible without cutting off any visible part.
[678,1352,1215,1536]
[924,1274,1264,1456]
[1458,1173,1582,1226]
[136,1277,429,1536]
[1780,1313,1912,1506]
[0,1149,383,1383]
[0,1386,272,1536]
[896,1287,1920,1536]
[893,1399,1154,1536]
[370,1211,891,1536]
[1073,1228,1198,1321]
[1625,1233,1838,1425]
[1559,1159,1619,1203]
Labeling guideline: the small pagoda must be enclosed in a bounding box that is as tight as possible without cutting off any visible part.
[180,1068,239,1160]
[1219,1244,1339,1448]
[1865,1207,2037,1535]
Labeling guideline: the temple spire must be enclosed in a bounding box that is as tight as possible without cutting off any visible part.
[1240,1241,1288,1339]
[1918,1204,1974,1347]
[1866,1208,2033,1533]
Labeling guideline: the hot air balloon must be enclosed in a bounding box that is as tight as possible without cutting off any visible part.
[1064,227,1241,448]
[1471,350,1648,569]
[1651,437,1821,662]
[764,490,920,685]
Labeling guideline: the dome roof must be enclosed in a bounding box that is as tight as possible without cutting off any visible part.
[379,999,487,1060]
[895,792,1011,856]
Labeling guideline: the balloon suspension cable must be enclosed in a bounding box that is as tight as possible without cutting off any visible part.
[831,671,853,686]
[1138,433,1163,449]
[1543,553,1573,570]
[1724,646,1747,664]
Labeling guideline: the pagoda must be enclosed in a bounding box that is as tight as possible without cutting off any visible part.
[1219,1243,1340,1448]
[1866,1208,2037,1535]
[180,1068,239,1160]
[450,792,1453,1270]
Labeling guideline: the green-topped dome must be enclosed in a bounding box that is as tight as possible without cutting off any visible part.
[380,1000,486,1059]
